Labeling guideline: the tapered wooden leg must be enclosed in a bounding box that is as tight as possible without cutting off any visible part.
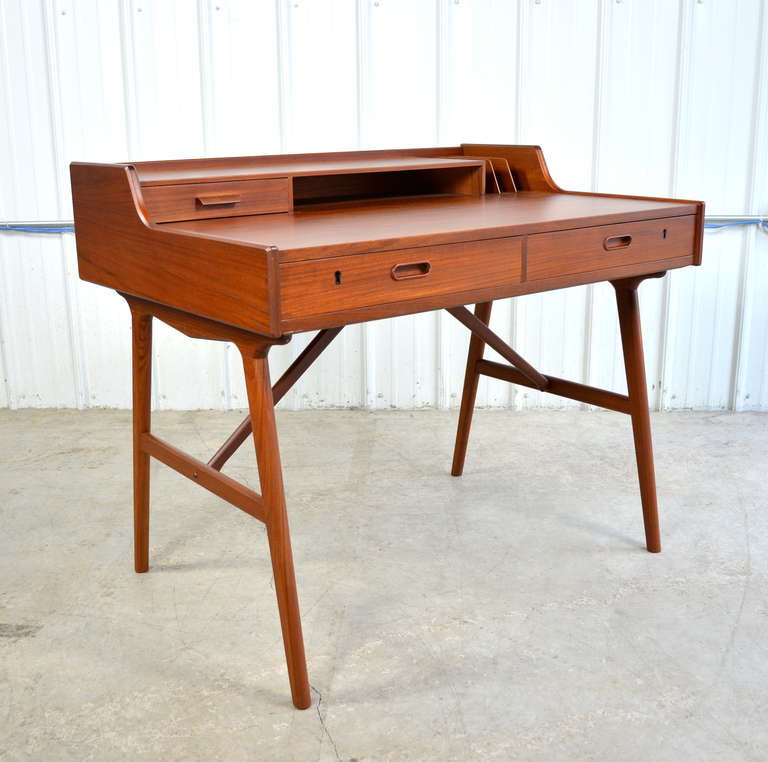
[614,281,661,553]
[241,348,311,709]
[131,310,153,573]
[451,301,493,476]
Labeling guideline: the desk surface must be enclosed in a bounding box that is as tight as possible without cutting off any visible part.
[135,155,485,186]
[71,144,704,337]
[164,192,698,261]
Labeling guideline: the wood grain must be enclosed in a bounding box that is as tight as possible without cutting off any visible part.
[164,192,698,263]
[476,358,631,414]
[207,327,343,472]
[130,308,152,573]
[141,433,265,522]
[71,163,282,336]
[280,236,523,320]
[451,302,492,477]
[142,177,291,222]
[526,215,695,280]
[133,147,468,185]
[614,278,662,553]
[279,254,695,334]
[240,349,311,710]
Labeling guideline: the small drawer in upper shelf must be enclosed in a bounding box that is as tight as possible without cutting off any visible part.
[526,215,697,281]
[141,178,291,222]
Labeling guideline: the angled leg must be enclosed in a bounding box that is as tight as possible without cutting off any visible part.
[451,301,493,476]
[208,326,342,472]
[130,308,153,573]
[614,278,661,553]
[240,345,311,709]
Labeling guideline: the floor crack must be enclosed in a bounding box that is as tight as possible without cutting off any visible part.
[311,683,341,762]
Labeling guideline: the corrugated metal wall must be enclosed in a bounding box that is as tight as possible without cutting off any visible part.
[1,0,766,411]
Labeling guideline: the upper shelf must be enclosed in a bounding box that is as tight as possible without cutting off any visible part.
[133,155,484,186]
[134,152,491,223]
[123,145,703,237]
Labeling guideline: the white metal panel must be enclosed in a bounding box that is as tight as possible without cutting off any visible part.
[595,0,682,198]
[0,0,60,219]
[123,0,205,158]
[735,230,768,410]
[0,0,79,408]
[44,0,133,408]
[0,234,79,407]
[438,0,519,145]
[587,0,683,408]
[1,0,766,412]
[663,229,744,409]
[518,0,599,189]
[201,0,282,157]
[662,0,764,410]
[359,0,438,148]
[46,0,129,213]
[675,0,763,213]
[281,0,359,153]
[514,0,599,409]
[733,3,768,411]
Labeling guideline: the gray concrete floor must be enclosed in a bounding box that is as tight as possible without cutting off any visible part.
[1,408,767,761]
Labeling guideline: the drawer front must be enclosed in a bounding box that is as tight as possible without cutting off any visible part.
[526,215,696,280]
[280,237,523,319]
[141,178,291,222]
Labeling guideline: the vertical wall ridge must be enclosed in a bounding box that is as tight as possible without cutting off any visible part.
[0,0,764,411]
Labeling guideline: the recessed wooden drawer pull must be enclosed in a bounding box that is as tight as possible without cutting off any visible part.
[195,193,242,207]
[391,261,431,280]
[603,234,632,250]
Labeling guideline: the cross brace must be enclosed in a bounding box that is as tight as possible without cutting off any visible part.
[207,327,343,471]
[450,273,664,559]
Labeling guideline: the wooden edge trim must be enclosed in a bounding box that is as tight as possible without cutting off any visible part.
[141,433,266,523]
[131,146,465,184]
[610,271,667,292]
[279,257,688,333]
[267,247,282,335]
[122,293,290,352]
[476,359,631,414]
[693,201,706,266]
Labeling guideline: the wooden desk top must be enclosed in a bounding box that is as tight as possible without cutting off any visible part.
[163,192,698,262]
[71,144,704,337]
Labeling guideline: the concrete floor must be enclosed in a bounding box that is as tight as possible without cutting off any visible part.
[1,408,766,761]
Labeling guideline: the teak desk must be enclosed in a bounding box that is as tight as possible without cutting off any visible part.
[71,145,704,709]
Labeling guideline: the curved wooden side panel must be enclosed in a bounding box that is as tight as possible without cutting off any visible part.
[460,144,705,265]
[70,162,282,336]
[460,144,560,192]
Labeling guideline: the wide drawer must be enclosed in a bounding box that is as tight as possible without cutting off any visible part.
[280,236,523,319]
[141,178,291,222]
[526,215,697,280]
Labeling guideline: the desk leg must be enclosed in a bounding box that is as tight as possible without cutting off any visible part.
[241,349,311,709]
[452,301,493,476]
[131,310,153,573]
[614,281,661,553]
